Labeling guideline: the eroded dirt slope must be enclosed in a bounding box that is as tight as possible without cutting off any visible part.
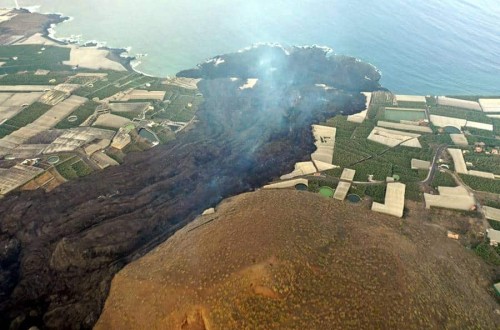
[96,190,500,330]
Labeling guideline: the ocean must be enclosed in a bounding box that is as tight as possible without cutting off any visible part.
[1,0,499,95]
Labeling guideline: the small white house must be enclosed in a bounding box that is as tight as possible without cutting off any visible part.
[486,228,500,246]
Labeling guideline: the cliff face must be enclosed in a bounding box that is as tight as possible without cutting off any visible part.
[96,190,500,329]
[0,45,380,328]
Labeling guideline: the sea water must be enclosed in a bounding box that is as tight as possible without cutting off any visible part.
[1,0,499,95]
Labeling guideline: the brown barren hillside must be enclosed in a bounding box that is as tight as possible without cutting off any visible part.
[96,190,500,329]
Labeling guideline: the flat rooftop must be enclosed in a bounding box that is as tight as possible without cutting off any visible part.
[411,159,431,170]
[483,206,500,222]
[333,181,351,201]
[395,95,426,103]
[378,121,432,133]
[424,186,476,211]
[479,98,500,113]
[368,127,422,148]
[311,125,336,165]
[437,96,482,111]
[447,148,468,174]
[372,182,406,218]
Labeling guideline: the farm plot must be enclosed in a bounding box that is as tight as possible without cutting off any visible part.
[55,100,99,129]
[153,92,203,122]
[33,95,87,128]
[55,156,93,180]
[0,91,43,123]
[429,104,492,124]
[0,45,71,74]
[0,102,51,138]
[0,72,73,85]
[93,113,132,129]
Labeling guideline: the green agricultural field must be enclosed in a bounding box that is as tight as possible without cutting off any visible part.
[324,115,358,134]
[429,104,492,124]
[55,101,99,129]
[484,200,500,209]
[464,154,500,175]
[71,160,93,177]
[151,126,176,144]
[405,182,423,201]
[0,45,71,74]
[420,133,453,147]
[0,102,52,137]
[352,159,392,181]
[460,174,500,194]
[364,185,387,203]
[474,242,500,266]
[112,111,139,120]
[73,71,136,98]
[326,113,435,185]
[332,146,370,168]
[395,101,427,109]
[66,75,103,85]
[153,92,203,122]
[431,171,457,188]
[466,135,499,147]
[465,127,495,138]
[488,220,500,231]
[0,125,15,138]
[3,102,51,127]
[0,71,73,85]
[55,157,93,180]
[90,75,154,100]
[55,160,79,180]
[350,122,375,139]
[492,118,500,136]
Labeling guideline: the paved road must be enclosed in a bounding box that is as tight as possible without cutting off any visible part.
[421,144,448,185]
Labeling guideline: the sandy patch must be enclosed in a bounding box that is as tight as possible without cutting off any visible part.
[93,113,132,129]
[395,94,426,103]
[63,46,126,71]
[14,33,59,46]
[0,10,16,24]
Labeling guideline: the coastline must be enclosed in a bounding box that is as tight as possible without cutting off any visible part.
[9,7,141,75]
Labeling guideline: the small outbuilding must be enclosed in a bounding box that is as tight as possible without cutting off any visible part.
[487,228,500,246]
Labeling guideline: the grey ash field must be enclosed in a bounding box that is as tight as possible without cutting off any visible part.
[0,7,499,330]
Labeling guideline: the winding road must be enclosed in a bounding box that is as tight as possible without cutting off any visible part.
[421,144,448,184]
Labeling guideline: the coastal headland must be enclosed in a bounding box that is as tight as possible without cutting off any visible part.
[0,7,499,330]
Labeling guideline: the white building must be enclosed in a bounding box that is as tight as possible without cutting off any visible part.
[487,228,500,246]
[372,182,406,218]
[424,186,476,211]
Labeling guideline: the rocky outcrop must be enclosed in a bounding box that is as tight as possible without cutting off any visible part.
[0,45,380,328]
